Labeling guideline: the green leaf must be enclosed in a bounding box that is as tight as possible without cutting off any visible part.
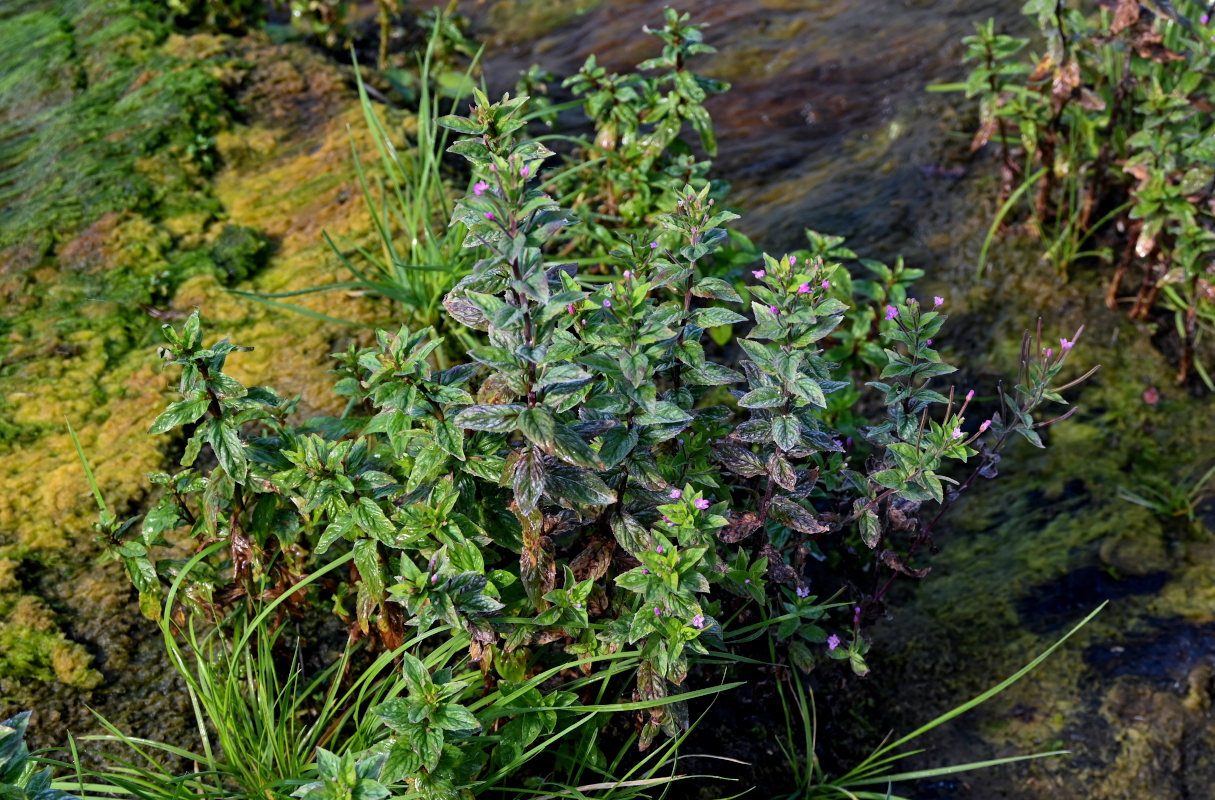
[517,406,556,449]
[205,418,247,483]
[400,654,430,696]
[410,725,444,772]
[870,469,905,490]
[739,386,783,409]
[551,425,604,469]
[317,514,353,555]
[438,114,485,135]
[380,741,422,785]
[598,425,638,468]
[434,420,465,461]
[353,497,395,542]
[545,464,615,508]
[354,540,384,630]
[692,277,742,302]
[690,307,748,328]
[772,415,801,451]
[148,396,209,434]
[432,703,481,731]
[453,404,524,432]
[636,401,692,426]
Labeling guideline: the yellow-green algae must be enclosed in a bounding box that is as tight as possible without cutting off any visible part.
[0,0,406,745]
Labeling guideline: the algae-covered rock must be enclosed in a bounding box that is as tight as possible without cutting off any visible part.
[0,0,393,748]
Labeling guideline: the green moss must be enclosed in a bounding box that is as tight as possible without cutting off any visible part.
[210,223,270,284]
[0,596,102,689]
[0,1,233,255]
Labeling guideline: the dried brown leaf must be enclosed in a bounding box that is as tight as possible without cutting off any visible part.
[719,511,762,543]
[1110,0,1139,35]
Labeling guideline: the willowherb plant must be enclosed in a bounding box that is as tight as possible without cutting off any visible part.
[955,0,1215,386]
[540,7,731,258]
[99,78,1096,800]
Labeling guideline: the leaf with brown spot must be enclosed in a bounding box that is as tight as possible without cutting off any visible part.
[714,442,767,477]
[1051,60,1081,112]
[879,549,931,579]
[230,525,253,584]
[1028,52,1054,83]
[768,496,828,536]
[1077,88,1107,112]
[520,534,555,612]
[719,511,762,543]
[767,451,797,491]
[1110,0,1139,34]
[477,372,518,404]
[762,544,797,585]
[570,537,615,581]
[970,116,998,153]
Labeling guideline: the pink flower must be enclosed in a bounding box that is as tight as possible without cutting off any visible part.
[1060,337,1074,350]
[769,305,779,315]
[430,574,439,584]
[603,299,611,308]
[885,305,898,321]
[965,389,974,402]
[1045,348,1052,359]
[752,270,765,279]
[654,606,662,616]
[642,568,649,575]
[568,304,576,315]
[656,545,664,554]
[473,180,490,196]
[951,427,963,440]
[822,280,830,289]
[979,419,991,433]
[575,602,582,609]
[827,634,841,651]
[691,614,705,628]
[521,164,530,177]
[650,241,659,249]
[797,282,811,294]
[669,488,682,499]
[484,212,495,221]
[623,270,632,279]
[694,498,711,510]
[789,256,797,265]
[933,296,944,307]
[796,586,810,598]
